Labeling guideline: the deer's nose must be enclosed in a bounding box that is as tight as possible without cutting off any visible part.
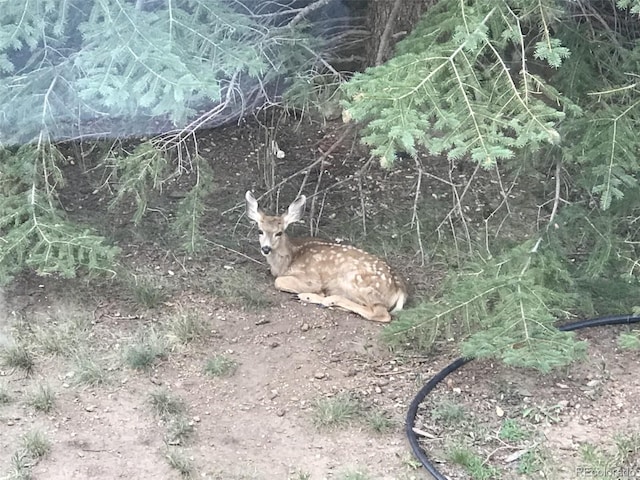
[261,246,272,255]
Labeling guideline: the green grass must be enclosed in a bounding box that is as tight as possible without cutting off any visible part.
[131,277,167,309]
[204,355,238,377]
[289,470,311,480]
[579,431,640,475]
[0,382,11,404]
[207,266,273,310]
[166,313,207,346]
[363,409,395,433]
[517,448,543,475]
[447,445,499,480]
[337,470,371,480]
[7,450,31,480]
[123,328,168,370]
[166,448,195,478]
[311,393,360,430]
[498,418,530,442]
[1,344,35,374]
[431,400,466,425]
[6,430,51,480]
[21,430,51,459]
[29,384,55,413]
[166,416,195,446]
[149,389,186,419]
[618,332,640,350]
[73,355,109,386]
[32,313,91,356]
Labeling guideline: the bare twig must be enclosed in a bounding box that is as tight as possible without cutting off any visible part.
[289,0,336,28]
[375,0,403,66]
[412,157,426,266]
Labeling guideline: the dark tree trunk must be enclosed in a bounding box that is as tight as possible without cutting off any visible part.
[362,0,434,66]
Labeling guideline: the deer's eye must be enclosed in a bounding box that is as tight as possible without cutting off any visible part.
[258,230,264,235]
[275,232,283,237]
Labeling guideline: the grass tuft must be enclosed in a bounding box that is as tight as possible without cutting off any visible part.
[363,409,395,433]
[166,416,195,446]
[432,400,466,425]
[29,384,55,413]
[22,430,51,459]
[447,445,499,480]
[73,356,109,386]
[124,328,168,370]
[2,344,35,374]
[166,448,195,478]
[149,389,186,419]
[204,355,238,377]
[0,382,11,404]
[166,313,207,346]
[131,277,167,309]
[311,393,360,430]
[338,470,371,480]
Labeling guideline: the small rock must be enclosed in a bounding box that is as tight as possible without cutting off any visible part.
[301,323,310,332]
[193,416,201,423]
[84,405,96,412]
[374,386,382,394]
[270,341,280,348]
[276,409,286,417]
[314,372,326,380]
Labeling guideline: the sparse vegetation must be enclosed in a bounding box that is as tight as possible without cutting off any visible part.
[124,328,168,370]
[6,430,51,480]
[337,470,371,480]
[204,355,238,378]
[499,418,530,442]
[166,416,195,446]
[207,266,273,310]
[447,445,499,480]
[149,389,186,419]
[21,430,51,459]
[290,470,311,480]
[166,313,207,346]
[32,313,91,356]
[431,401,467,425]
[311,393,360,430]
[166,448,195,478]
[73,355,110,386]
[1,344,35,374]
[363,409,395,433]
[29,384,55,413]
[131,277,167,309]
[7,450,31,480]
[0,382,10,404]
[517,448,544,475]
[619,332,640,350]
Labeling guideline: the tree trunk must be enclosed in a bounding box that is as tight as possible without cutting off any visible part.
[363,0,434,66]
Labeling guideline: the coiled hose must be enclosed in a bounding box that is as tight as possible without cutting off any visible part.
[405,314,640,480]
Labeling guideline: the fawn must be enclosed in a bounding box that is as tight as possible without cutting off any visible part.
[245,191,407,322]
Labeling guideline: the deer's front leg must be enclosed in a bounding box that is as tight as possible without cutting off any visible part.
[275,275,322,294]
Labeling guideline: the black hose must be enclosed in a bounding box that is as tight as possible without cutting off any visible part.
[405,314,640,480]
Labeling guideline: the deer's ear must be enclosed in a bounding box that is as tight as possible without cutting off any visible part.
[245,191,262,223]
[282,195,306,228]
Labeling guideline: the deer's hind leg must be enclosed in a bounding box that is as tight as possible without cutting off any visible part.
[275,275,322,295]
[299,293,391,323]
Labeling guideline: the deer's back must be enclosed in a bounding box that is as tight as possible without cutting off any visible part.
[287,240,406,309]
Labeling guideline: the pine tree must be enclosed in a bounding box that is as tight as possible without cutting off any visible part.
[343,0,640,370]
[0,0,331,281]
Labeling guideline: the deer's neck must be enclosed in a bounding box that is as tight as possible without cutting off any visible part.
[267,235,295,277]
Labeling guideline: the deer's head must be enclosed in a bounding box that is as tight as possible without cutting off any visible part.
[245,191,306,257]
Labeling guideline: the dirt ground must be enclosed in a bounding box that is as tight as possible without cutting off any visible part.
[1,117,639,480]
